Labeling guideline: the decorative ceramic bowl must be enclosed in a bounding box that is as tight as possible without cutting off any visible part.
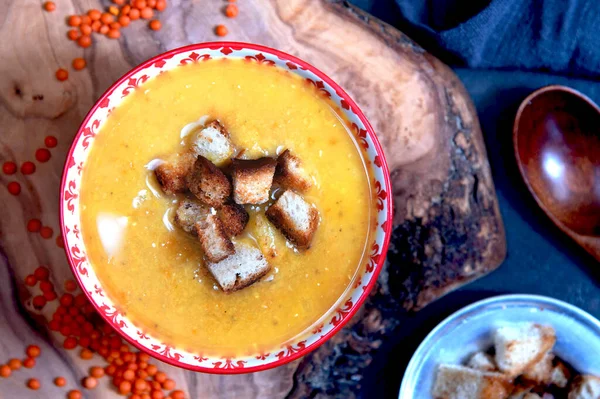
[399,294,600,398]
[60,42,393,374]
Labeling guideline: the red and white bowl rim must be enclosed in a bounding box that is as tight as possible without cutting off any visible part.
[60,42,393,374]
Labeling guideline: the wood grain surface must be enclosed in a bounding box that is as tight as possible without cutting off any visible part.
[0,0,506,398]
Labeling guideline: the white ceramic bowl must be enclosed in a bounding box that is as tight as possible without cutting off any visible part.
[399,294,600,398]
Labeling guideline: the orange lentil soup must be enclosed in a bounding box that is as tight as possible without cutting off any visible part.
[80,59,375,356]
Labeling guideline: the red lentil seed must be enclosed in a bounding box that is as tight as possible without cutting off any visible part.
[40,280,53,292]
[40,226,53,239]
[36,148,51,162]
[3,161,17,174]
[27,378,41,390]
[21,161,36,175]
[45,135,58,148]
[27,219,42,232]
[56,235,65,248]
[0,365,11,377]
[8,359,22,370]
[7,182,21,195]
[34,266,50,280]
[23,357,35,368]
[54,376,67,387]
[32,295,47,309]
[25,274,37,286]
[44,290,58,301]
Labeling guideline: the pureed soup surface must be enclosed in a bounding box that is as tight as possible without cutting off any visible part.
[80,58,375,356]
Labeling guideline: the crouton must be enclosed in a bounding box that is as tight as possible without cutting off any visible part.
[550,360,571,388]
[432,364,514,399]
[191,120,234,166]
[174,199,208,235]
[195,213,234,263]
[231,157,277,204]
[265,190,318,249]
[154,152,196,195]
[219,202,249,237]
[467,352,498,372]
[568,375,600,399]
[508,384,535,399]
[494,323,556,377]
[185,155,231,208]
[252,213,281,259]
[274,149,312,191]
[522,352,554,385]
[207,242,270,292]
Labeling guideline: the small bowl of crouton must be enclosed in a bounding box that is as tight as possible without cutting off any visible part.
[399,294,600,399]
[60,43,393,373]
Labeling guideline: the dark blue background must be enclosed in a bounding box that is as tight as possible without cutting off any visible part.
[349,1,600,397]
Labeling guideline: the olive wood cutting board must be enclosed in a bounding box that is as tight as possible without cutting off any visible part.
[0,0,506,397]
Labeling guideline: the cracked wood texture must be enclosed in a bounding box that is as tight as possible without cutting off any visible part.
[0,0,506,398]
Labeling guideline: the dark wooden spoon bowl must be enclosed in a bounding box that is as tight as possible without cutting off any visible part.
[514,85,600,261]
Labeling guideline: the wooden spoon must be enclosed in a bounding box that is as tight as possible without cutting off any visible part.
[514,85,600,261]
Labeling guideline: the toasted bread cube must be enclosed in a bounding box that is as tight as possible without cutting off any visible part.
[274,149,312,191]
[494,323,556,377]
[174,199,208,235]
[185,155,231,208]
[550,360,571,388]
[232,158,277,204]
[207,242,270,292]
[195,213,234,263]
[219,202,249,237]
[568,375,600,399]
[522,352,554,385]
[266,190,318,249]
[191,120,234,166]
[154,152,196,195]
[433,364,513,399]
[467,352,498,372]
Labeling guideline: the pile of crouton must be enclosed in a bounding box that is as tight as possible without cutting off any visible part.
[154,120,318,293]
[433,322,600,399]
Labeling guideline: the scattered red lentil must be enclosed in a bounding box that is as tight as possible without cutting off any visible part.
[72,57,87,70]
[64,336,78,350]
[0,365,11,378]
[108,29,121,39]
[119,380,132,394]
[133,0,147,9]
[149,19,161,31]
[88,9,101,20]
[25,274,37,286]
[33,295,47,309]
[2,161,17,175]
[140,7,154,19]
[90,366,105,378]
[129,8,141,20]
[54,376,67,387]
[215,24,228,37]
[56,68,69,81]
[109,6,120,16]
[68,15,81,26]
[80,24,93,36]
[113,0,126,4]
[45,135,58,148]
[225,4,238,18]
[43,2,56,12]
[78,35,92,48]
[162,379,175,390]
[171,390,185,399]
[56,234,65,248]
[156,0,167,11]
[27,219,42,232]
[40,280,53,292]
[80,348,94,360]
[23,357,36,368]
[67,29,80,40]
[44,290,58,301]
[81,15,92,25]
[82,376,98,389]
[67,389,82,399]
[7,182,21,195]
[36,148,51,162]
[27,378,41,390]
[34,266,50,280]
[64,279,77,292]
[8,358,22,370]
[100,24,110,34]
[21,161,36,175]
[40,226,54,239]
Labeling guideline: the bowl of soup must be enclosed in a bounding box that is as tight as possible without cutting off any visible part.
[60,42,393,373]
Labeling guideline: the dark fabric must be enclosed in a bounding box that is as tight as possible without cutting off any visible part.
[351,0,600,79]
